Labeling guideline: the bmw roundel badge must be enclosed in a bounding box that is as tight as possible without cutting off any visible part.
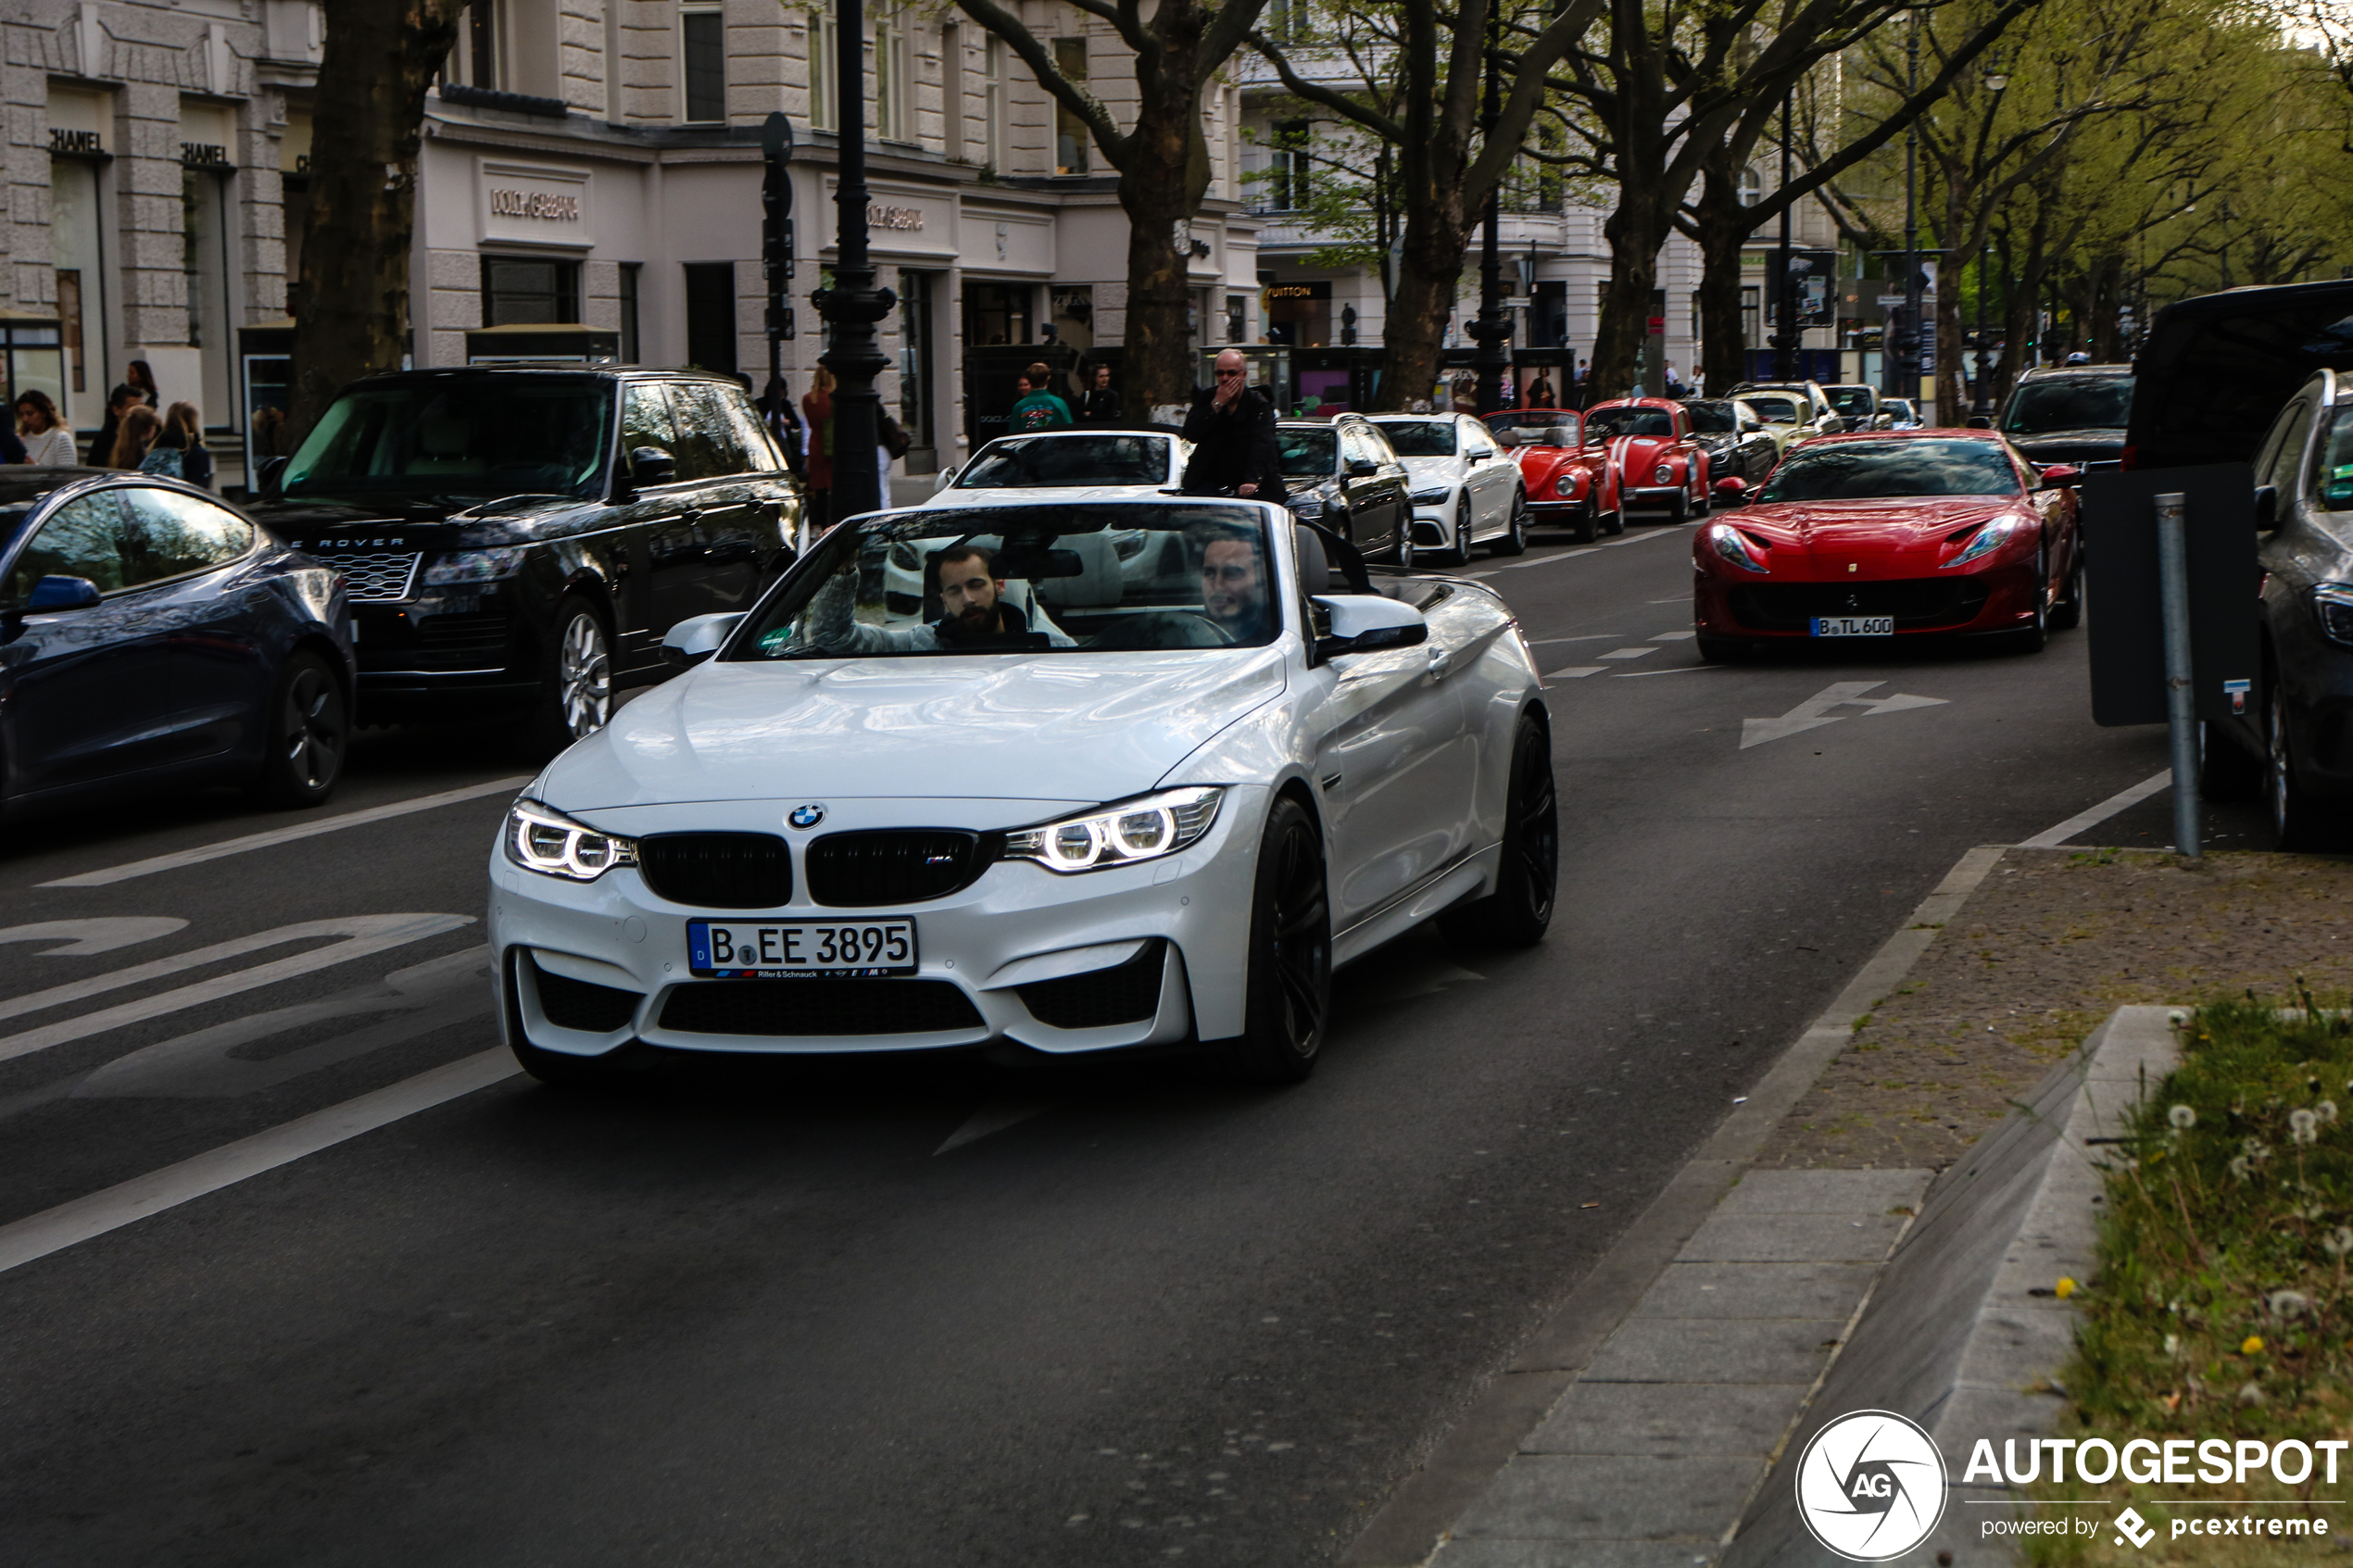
[787,803,826,830]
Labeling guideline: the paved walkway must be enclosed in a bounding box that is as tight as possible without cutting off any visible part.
[1428,1167,1934,1568]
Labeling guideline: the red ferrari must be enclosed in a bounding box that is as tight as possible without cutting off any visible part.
[1484,408,1622,543]
[1586,397,1711,521]
[1693,430,2084,659]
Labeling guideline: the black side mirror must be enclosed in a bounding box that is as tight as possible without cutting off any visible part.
[631,446,678,486]
[1346,458,1378,477]
[1965,415,1993,430]
[2254,484,2280,532]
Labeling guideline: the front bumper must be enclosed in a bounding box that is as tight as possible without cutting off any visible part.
[1627,485,1690,508]
[1693,558,2039,640]
[351,595,536,714]
[486,787,1271,1059]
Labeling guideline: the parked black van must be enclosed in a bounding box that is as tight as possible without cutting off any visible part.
[250,366,801,746]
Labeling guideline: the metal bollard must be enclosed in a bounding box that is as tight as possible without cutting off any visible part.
[2156,492,2201,859]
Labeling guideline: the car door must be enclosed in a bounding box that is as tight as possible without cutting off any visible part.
[1361,425,1411,545]
[113,485,271,763]
[615,381,708,659]
[1337,426,1395,554]
[667,381,769,614]
[0,489,208,797]
[1461,419,1514,533]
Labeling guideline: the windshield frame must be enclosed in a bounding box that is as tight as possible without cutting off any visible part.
[2000,374,2134,436]
[1586,405,1677,440]
[1367,419,1460,458]
[1753,437,2028,504]
[950,433,1176,490]
[279,374,620,505]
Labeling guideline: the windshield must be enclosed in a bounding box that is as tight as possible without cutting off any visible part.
[732,504,1285,659]
[2312,408,2353,511]
[1744,396,1803,425]
[1587,407,1674,439]
[955,434,1172,488]
[1683,402,1738,434]
[1372,420,1457,457]
[1755,439,2024,502]
[2002,377,2133,434]
[1277,428,1337,479]
[283,380,613,501]
[1825,387,1875,418]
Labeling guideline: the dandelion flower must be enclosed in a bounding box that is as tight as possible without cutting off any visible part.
[2171,1105,2197,1130]
[2270,1290,2311,1320]
[2168,1010,2190,1028]
[2056,1277,2078,1300]
[2322,1101,2340,1125]
[2325,1227,2353,1260]
[2293,1109,2322,1146]
[2164,1333,2180,1356]
[2229,1155,2253,1181]
[2244,1335,2266,1355]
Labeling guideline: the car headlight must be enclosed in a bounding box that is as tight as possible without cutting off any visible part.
[504,798,637,881]
[1554,471,1582,497]
[423,546,531,585]
[1944,517,2026,569]
[1003,786,1225,872]
[1653,463,1675,485]
[2314,583,2353,646]
[1705,523,1768,574]
[1289,494,1325,517]
[1409,485,1449,505]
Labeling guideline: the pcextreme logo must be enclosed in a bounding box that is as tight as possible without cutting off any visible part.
[1796,1410,1948,1562]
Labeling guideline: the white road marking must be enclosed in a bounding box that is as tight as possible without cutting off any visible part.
[1649,596,1685,604]
[936,1100,1055,1155]
[0,918,186,957]
[0,913,474,1064]
[1740,681,1948,749]
[1526,634,1622,646]
[1600,529,1681,546]
[37,776,534,889]
[0,1048,519,1276]
[2018,770,2173,849]
[1498,547,1602,571]
[1599,646,1657,659]
[1544,666,1606,680]
[1612,664,1728,677]
[1650,630,1696,642]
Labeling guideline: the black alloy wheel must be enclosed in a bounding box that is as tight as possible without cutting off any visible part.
[1492,488,1529,557]
[248,650,347,809]
[2000,553,2051,655]
[1227,796,1332,1084]
[1437,496,1472,567]
[2048,542,2085,632]
[2268,684,2327,850]
[1441,712,1558,947]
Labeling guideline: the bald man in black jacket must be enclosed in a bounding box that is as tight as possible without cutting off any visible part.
[1179,349,1287,503]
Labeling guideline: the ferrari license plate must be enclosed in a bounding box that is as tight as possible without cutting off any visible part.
[686,919,917,978]
[1810,616,1894,637]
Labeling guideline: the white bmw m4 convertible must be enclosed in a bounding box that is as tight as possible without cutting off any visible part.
[486,496,1556,1085]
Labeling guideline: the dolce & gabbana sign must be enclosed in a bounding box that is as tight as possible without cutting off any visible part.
[478,158,592,248]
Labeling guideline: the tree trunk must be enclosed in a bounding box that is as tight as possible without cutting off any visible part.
[1590,190,1670,401]
[1374,206,1472,410]
[1115,23,1217,419]
[289,0,466,439]
[1691,167,1751,397]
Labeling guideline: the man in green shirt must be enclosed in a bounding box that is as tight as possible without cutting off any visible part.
[1006,361,1074,432]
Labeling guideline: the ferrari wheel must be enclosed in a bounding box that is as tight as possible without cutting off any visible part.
[1998,554,2051,654]
[2048,544,2085,631]
[1226,796,1331,1084]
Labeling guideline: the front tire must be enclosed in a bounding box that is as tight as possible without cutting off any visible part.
[1224,796,1331,1085]
[1603,483,1628,536]
[1437,497,1471,567]
[1440,713,1557,948]
[247,649,347,809]
[532,596,614,752]
[2269,684,2328,849]
[2048,542,2085,631]
[1997,555,2051,655]
[1491,489,1528,557]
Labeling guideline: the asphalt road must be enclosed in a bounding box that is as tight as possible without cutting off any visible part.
[0,518,2236,1566]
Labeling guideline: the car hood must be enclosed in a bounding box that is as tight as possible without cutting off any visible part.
[1733,495,2020,559]
[540,646,1290,810]
[249,494,600,551]
[1398,456,1465,484]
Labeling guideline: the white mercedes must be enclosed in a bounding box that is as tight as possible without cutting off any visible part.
[486,496,1556,1085]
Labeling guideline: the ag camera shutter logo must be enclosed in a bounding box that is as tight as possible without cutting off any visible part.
[1795,1410,1946,1561]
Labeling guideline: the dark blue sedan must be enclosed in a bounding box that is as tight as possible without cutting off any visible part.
[1,470,354,815]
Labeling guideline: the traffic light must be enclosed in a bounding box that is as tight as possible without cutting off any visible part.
[761,112,796,344]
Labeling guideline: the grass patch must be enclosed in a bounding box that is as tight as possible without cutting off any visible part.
[2028,987,2353,1565]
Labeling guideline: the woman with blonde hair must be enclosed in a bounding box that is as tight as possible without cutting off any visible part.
[110,404,160,470]
[801,364,836,530]
[16,390,75,467]
[143,401,213,488]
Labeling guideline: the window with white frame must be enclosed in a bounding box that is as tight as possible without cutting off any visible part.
[682,4,725,123]
[807,7,838,132]
[982,35,1008,172]
[1052,37,1088,174]
[875,6,910,142]
[448,1,502,88]
[943,22,965,160]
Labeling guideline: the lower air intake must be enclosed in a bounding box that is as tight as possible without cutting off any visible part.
[660,978,984,1036]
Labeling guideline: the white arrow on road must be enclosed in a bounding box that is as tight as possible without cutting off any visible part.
[1741,681,1947,749]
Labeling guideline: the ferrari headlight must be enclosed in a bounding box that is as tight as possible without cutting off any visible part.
[1409,485,1450,505]
[1705,523,1768,574]
[1003,786,1225,872]
[2314,583,2353,646]
[423,546,530,585]
[504,798,637,881]
[1944,517,2025,569]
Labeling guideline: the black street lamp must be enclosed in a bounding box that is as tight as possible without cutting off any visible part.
[1770,91,1799,383]
[812,0,895,522]
[1896,11,1922,418]
[1466,0,1511,415]
[1969,66,2007,421]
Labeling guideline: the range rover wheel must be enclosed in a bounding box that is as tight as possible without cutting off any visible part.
[532,597,613,751]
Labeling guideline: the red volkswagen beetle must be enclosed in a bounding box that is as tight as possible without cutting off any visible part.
[1692,429,2084,659]
[1586,397,1711,521]
[1485,408,1622,543]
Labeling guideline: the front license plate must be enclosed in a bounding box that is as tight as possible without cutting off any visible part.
[686,919,918,978]
[1810,616,1894,637]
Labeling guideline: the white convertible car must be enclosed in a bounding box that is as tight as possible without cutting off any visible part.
[486,497,1555,1085]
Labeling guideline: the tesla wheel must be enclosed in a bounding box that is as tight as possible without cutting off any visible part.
[532,597,614,751]
[1226,796,1331,1085]
[247,649,347,809]
[2268,684,2329,850]
[1492,490,1528,557]
[2199,719,2262,802]
[1441,713,1557,948]
[1696,633,1750,663]
[2048,545,2085,631]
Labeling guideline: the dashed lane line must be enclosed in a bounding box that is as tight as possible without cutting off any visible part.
[37,776,535,889]
[1611,664,1728,677]
[1526,634,1623,646]
[1598,646,1657,659]
[1651,630,1696,641]
[1544,666,1606,681]
[0,1048,520,1276]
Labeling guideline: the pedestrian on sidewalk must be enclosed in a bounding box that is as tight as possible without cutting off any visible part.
[1075,363,1120,426]
[1008,362,1073,432]
[109,405,161,470]
[143,402,213,488]
[16,391,74,467]
[1179,348,1285,502]
[89,383,139,467]
[801,366,835,530]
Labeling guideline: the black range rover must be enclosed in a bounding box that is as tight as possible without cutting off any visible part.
[251,366,801,745]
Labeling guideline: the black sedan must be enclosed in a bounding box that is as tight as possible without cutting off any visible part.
[2,470,352,816]
[1276,415,1412,561]
[1680,398,1781,487]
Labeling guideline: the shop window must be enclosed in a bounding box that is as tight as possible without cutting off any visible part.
[683,262,737,374]
[963,282,1030,346]
[619,262,641,363]
[898,270,934,448]
[1225,295,1246,345]
[1053,38,1088,174]
[682,7,725,123]
[482,256,581,326]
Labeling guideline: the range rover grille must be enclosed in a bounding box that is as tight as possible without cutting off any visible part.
[309,549,422,602]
